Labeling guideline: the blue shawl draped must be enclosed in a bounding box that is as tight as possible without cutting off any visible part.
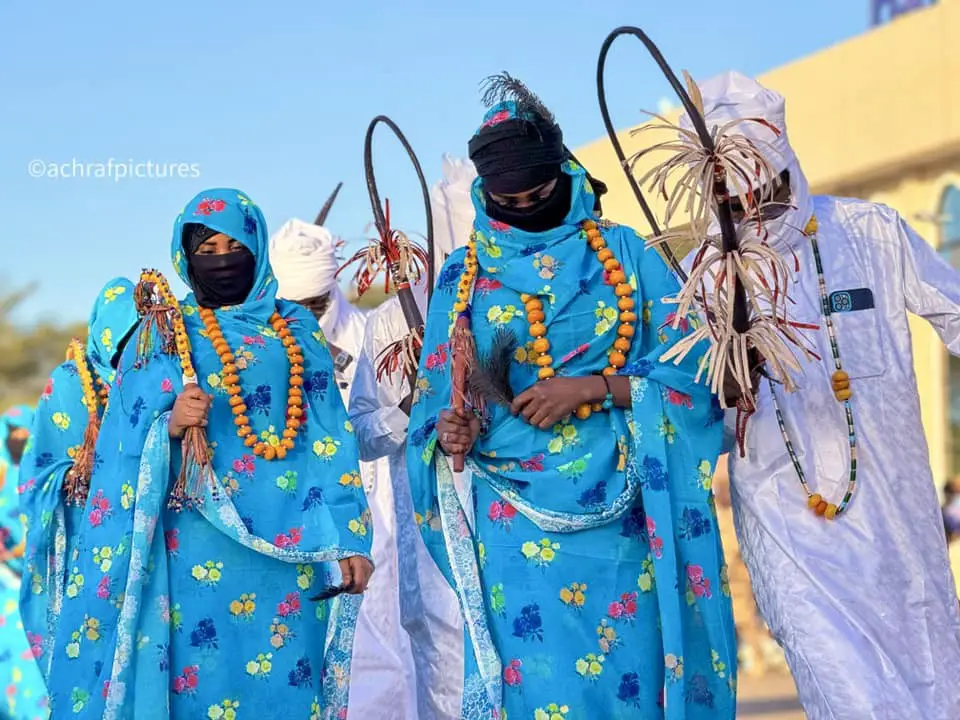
[45,189,372,720]
[19,277,140,682]
[0,404,49,720]
[406,102,736,718]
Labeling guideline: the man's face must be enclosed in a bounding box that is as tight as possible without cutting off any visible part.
[728,169,792,224]
[297,293,331,321]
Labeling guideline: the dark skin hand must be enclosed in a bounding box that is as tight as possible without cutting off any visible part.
[168,385,213,438]
[338,556,374,594]
[436,408,481,455]
[510,366,760,431]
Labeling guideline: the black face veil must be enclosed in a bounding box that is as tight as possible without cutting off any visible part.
[468,73,608,231]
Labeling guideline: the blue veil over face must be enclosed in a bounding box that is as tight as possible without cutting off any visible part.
[44,188,371,719]
[404,102,736,718]
[172,189,277,316]
[85,277,141,382]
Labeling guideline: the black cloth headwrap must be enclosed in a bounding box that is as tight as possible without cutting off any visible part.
[469,117,566,194]
[485,171,572,233]
[182,222,256,308]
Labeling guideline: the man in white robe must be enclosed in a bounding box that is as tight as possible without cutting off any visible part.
[680,71,960,719]
[269,219,368,402]
[346,154,475,719]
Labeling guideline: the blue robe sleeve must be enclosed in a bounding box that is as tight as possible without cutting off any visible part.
[18,363,89,682]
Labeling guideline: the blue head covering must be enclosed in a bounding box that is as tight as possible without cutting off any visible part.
[0,404,35,468]
[0,404,35,554]
[85,276,141,382]
[172,188,277,319]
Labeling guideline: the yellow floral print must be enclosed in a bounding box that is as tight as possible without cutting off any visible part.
[534,704,569,720]
[313,436,341,459]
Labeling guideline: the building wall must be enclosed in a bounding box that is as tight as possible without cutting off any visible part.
[574,0,960,484]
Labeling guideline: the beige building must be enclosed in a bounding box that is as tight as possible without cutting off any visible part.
[575,0,960,483]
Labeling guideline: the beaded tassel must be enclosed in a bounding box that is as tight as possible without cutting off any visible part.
[134,269,211,511]
[62,339,103,506]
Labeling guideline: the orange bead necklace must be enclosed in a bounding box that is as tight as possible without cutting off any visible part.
[453,219,638,421]
[521,219,637,419]
[198,308,305,460]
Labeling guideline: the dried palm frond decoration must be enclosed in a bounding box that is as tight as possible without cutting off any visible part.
[596,26,815,411]
[338,115,435,390]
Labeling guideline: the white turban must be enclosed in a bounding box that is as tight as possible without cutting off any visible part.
[429,154,477,268]
[678,70,812,241]
[679,70,795,183]
[269,218,340,301]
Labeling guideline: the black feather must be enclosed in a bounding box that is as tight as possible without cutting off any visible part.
[468,327,518,407]
[479,72,555,124]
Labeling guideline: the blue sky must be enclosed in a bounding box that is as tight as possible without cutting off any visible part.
[2,1,870,323]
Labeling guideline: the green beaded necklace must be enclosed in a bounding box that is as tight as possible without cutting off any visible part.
[766,215,858,520]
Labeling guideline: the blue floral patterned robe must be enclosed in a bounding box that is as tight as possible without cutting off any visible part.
[41,189,372,720]
[0,404,48,720]
[19,276,140,691]
[406,102,737,720]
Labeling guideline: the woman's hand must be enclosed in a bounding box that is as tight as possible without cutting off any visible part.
[168,385,212,438]
[436,409,480,455]
[511,376,606,430]
[339,555,374,594]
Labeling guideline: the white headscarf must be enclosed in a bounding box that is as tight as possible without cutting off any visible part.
[268,218,342,301]
[429,154,477,275]
[679,71,813,244]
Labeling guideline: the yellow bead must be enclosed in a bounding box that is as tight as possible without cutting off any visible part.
[535,355,553,367]
[538,367,555,380]
[615,283,633,298]
[524,298,543,312]
[453,301,467,312]
[835,388,852,402]
[807,493,822,509]
[520,293,532,303]
[530,323,547,338]
[533,338,550,353]
[575,404,592,420]
[824,504,838,520]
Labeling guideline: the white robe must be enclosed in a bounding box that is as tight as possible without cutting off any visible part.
[671,70,960,718]
[315,291,420,718]
[726,193,960,719]
[348,289,465,719]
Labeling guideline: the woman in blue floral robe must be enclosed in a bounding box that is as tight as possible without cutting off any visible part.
[43,189,373,719]
[0,404,48,720]
[19,276,140,686]
[406,100,737,719]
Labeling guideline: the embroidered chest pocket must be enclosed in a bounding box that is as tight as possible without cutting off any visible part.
[825,287,886,380]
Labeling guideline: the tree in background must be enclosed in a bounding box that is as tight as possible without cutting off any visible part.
[0,284,85,413]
